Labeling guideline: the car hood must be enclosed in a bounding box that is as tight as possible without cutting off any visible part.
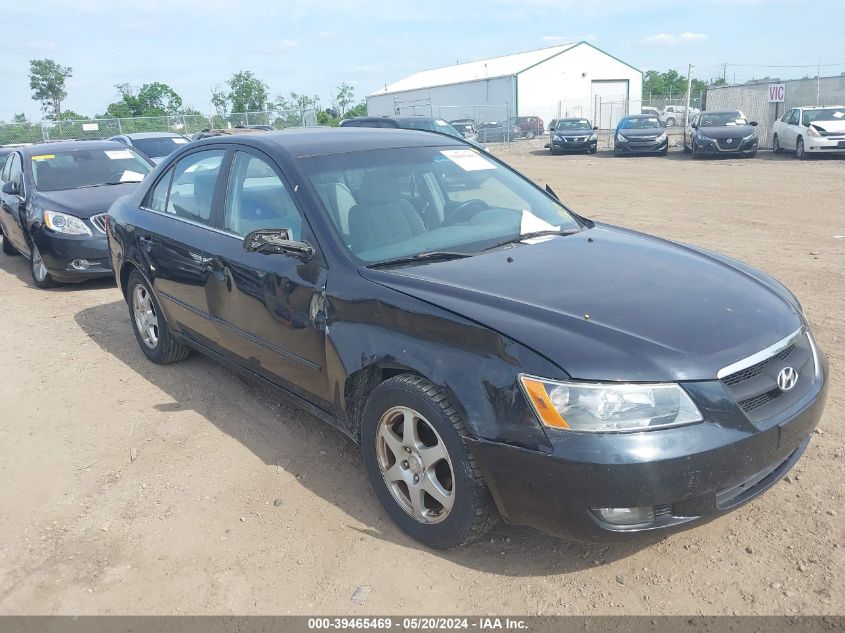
[697,125,756,139]
[618,128,665,138]
[810,119,845,133]
[33,183,141,218]
[361,225,802,382]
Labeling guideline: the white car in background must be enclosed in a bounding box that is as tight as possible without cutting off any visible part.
[772,106,845,159]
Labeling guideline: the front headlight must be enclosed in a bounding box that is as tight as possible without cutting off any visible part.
[696,131,714,142]
[43,210,92,236]
[744,132,758,143]
[806,126,821,138]
[553,134,562,141]
[588,133,598,141]
[616,132,627,142]
[520,375,703,433]
[657,132,667,142]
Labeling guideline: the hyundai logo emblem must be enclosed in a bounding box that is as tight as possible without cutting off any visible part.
[777,366,799,392]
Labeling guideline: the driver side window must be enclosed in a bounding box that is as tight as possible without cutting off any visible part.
[787,110,800,125]
[223,151,303,239]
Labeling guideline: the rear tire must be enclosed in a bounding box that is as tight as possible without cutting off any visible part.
[360,374,497,549]
[127,269,190,364]
[666,117,676,127]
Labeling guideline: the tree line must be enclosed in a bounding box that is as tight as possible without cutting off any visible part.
[13,58,366,127]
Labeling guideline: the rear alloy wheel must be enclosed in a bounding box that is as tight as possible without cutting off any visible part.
[796,137,808,160]
[666,117,676,127]
[127,269,190,364]
[527,130,536,140]
[361,374,497,549]
[772,134,782,154]
[30,244,56,289]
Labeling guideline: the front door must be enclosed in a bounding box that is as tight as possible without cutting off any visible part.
[0,153,29,255]
[203,149,330,408]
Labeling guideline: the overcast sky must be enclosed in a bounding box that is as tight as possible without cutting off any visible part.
[2,0,844,120]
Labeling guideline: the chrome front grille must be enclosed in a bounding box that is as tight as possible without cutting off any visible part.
[90,213,107,233]
[719,329,816,423]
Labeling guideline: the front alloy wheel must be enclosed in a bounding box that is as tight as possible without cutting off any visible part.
[796,137,807,160]
[376,406,455,524]
[361,374,497,549]
[30,244,56,288]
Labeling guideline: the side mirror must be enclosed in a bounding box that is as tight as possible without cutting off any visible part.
[692,123,698,129]
[593,126,599,130]
[2,181,20,196]
[749,121,759,127]
[243,228,313,259]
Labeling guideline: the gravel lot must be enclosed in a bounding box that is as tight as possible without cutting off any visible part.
[0,147,842,616]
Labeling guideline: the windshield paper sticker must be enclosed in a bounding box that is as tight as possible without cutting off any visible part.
[31,155,55,161]
[440,149,495,171]
[104,150,134,160]
[173,138,189,144]
[119,170,145,183]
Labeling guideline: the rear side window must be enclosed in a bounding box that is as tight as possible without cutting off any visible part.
[165,150,225,224]
[147,168,174,212]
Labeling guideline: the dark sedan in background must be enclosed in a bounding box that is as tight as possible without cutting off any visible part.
[550,118,599,154]
[0,140,153,288]
[614,115,668,156]
[476,121,521,143]
[108,131,191,164]
[684,110,759,158]
[106,128,826,548]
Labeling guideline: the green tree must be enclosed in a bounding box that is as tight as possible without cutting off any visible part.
[227,71,269,113]
[210,85,228,116]
[331,82,356,117]
[288,92,320,125]
[345,100,367,118]
[29,58,73,119]
[106,82,184,117]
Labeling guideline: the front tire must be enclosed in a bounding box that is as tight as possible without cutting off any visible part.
[665,117,676,127]
[772,134,782,154]
[30,244,56,289]
[796,137,808,160]
[127,269,190,364]
[361,374,497,549]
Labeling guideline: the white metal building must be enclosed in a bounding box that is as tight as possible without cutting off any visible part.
[366,42,642,129]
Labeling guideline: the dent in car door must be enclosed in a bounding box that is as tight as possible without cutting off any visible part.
[204,149,330,408]
[0,153,29,254]
[137,149,225,349]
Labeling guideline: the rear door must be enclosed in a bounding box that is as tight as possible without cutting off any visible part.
[0,152,29,254]
[781,109,800,149]
[203,148,330,407]
[136,148,226,348]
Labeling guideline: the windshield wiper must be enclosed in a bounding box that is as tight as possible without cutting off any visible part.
[368,251,472,269]
[74,180,140,189]
[482,228,582,252]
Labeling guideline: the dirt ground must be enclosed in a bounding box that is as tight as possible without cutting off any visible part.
[0,147,842,616]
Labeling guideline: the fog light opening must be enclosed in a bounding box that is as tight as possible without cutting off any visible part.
[592,505,656,526]
[71,259,91,270]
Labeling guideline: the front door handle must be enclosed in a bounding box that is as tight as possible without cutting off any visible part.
[139,235,153,251]
[209,257,232,291]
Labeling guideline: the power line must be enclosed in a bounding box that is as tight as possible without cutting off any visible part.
[723,61,845,69]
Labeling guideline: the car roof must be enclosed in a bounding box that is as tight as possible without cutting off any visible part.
[189,127,466,158]
[16,140,130,156]
[558,117,589,121]
[122,132,185,139]
[702,110,743,115]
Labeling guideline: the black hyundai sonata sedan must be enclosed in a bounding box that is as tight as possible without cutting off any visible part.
[0,141,153,288]
[106,128,827,548]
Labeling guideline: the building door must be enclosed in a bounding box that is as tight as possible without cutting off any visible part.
[591,80,629,129]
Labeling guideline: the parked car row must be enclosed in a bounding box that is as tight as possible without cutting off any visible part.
[0,124,829,552]
[772,106,845,159]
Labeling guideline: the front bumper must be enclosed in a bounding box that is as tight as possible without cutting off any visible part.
[32,227,112,283]
[552,137,597,151]
[694,136,757,155]
[805,136,845,153]
[468,363,827,543]
[615,138,668,154]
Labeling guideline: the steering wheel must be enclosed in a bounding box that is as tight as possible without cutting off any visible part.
[444,199,489,225]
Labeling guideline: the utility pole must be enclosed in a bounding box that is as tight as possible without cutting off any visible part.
[684,63,693,129]
[817,57,821,104]
[722,63,727,83]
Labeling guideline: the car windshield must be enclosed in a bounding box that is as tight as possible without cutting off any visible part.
[619,117,661,129]
[699,112,747,127]
[556,120,592,131]
[131,136,189,158]
[803,107,845,125]
[301,146,582,264]
[30,147,152,191]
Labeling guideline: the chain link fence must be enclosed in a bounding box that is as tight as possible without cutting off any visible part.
[706,75,845,149]
[0,109,320,146]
